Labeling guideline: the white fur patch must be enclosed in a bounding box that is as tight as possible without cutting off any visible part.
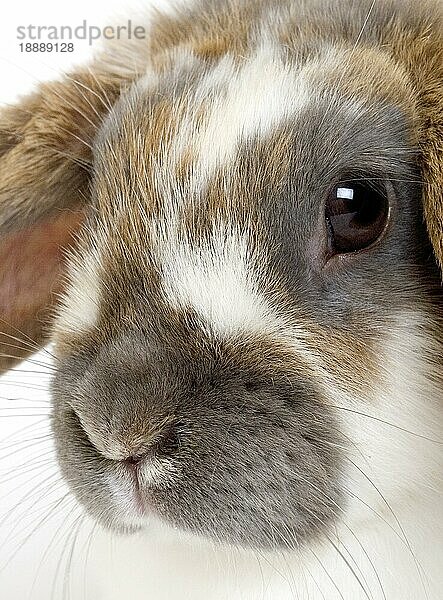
[188,43,311,194]
[105,457,180,529]
[152,218,317,366]
[144,43,318,338]
[54,247,101,336]
[155,223,283,338]
[137,40,316,217]
[342,314,442,512]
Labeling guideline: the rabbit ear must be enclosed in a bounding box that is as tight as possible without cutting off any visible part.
[0,210,84,372]
[0,69,123,373]
[0,70,123,232]
[422,128,443,277]
[413,32,443,277]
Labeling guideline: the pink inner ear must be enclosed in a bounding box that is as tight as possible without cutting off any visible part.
[0,210,84,372]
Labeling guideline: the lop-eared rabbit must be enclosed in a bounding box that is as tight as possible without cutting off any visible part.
[0,1,442,598]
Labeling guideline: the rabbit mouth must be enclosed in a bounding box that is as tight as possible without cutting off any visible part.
[52,400,343,549]
[105,467,152,523]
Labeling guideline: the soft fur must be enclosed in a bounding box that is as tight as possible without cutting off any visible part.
[0,1,442,598]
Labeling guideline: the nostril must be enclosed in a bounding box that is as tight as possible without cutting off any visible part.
[152,422,181,456]
[122,424,181,467]
[124,454,145,467]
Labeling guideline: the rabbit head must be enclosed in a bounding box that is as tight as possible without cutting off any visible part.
[0,0,442,550]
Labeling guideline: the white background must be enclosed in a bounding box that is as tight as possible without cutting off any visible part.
[0,1,165,597]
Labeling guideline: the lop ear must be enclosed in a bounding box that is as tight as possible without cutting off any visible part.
[0,69,125,373]
[422,129,443,278]
[420,67,443,277]
[413,27,443,277]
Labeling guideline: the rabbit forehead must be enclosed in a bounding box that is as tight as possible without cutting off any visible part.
[94,38,414,208]
[96,41,345,198]
[145,43,314,194]
[57,45,313,338]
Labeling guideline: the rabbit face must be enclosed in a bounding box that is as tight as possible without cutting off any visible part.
[1,0,442,552]
[49,41,442,548]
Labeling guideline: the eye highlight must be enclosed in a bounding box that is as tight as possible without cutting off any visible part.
[325,180,390,254]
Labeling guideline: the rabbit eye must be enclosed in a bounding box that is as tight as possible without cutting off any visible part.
[325,181,389,254]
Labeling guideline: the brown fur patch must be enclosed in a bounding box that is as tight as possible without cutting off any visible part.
[0,72,104,231]
[148,1,263,66]
[390,22,443,271]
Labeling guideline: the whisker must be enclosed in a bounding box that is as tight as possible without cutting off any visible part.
[346,457,430,598]
[0,351,54,372]
[0,432,50,455]
[0,318,58,362]
[0,368,53,378]
[301,497,375,600]
[0,454,56,487]
[343,483,408,545]
[0,381,51,391]
[334,521,385,600]
[81,519,99,600]
[62,513,86,600]
[0,419,49,447]
[0,412,50,418]
[0,396,50,404]
[330,405,442,444]
[324,532,373,600]
[0,328,42,354]
[0,491,73,575]
[308,546,346,600]
[0,440,52,465]
[27,496,78,600]
[0,406,49,411]
[0,472,63,545]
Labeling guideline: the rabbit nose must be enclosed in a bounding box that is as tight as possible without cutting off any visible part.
[71,402,180,462]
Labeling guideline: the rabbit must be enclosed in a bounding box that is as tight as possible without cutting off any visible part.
[0,0,442,598]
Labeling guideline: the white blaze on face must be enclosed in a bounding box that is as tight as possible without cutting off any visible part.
[155,223,283,338]
[188,42,311,194]
[150,42,316,337]
[140,40,315,214]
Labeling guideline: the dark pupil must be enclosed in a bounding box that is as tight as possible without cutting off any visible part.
[326,182,388,253]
